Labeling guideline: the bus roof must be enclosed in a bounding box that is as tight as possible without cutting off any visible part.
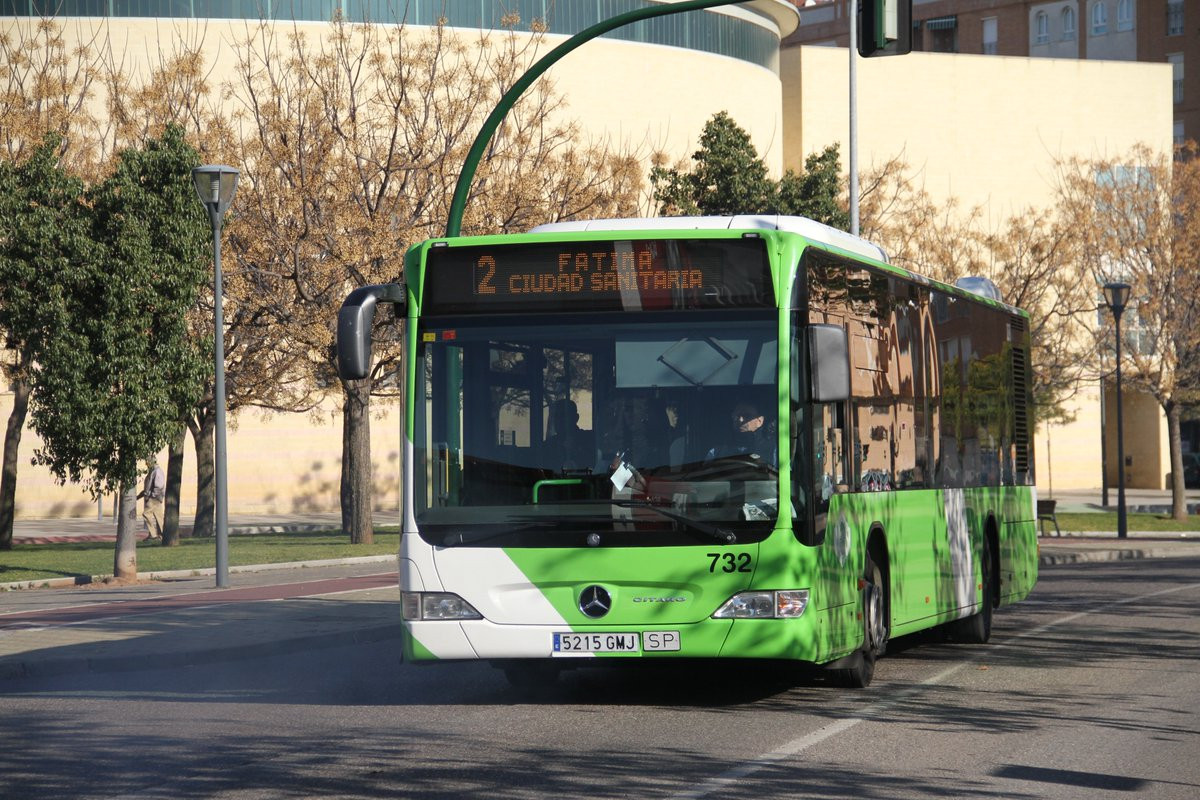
[529,215,888,265]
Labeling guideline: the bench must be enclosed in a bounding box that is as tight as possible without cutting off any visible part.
[1037,499,1060,537]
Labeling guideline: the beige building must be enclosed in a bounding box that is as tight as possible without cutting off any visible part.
[0,2,1177,521]
[0,2,798,521]
[782,44,1173,492]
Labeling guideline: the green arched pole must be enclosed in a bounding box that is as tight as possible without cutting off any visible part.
[445,0,749,237]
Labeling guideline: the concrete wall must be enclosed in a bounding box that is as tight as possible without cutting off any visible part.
[38,17,789,172]
[4,24,1180,518]
[782,45,1171,216]
[781,45,1173,491]
[1,16,788,520]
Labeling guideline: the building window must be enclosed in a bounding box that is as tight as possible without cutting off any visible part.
[983,17,998,53]
[1092,2,1109,35]
[1035,11,1049,44]
[1175,120,1186,148]
[924,16,959,53]
[1168,53,1184,105]
[1117,0,1134,31]
[1167,1,1184,36]
[1063,7,1077,40]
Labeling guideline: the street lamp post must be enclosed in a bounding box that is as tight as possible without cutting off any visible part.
[1103,281,1131,540]
[192,165,240,587]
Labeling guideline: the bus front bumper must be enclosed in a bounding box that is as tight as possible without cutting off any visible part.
[402,607,855,665]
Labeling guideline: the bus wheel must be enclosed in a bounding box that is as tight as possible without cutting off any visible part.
[841,550,888,688]
[951,536,994,644]
[863,551,889,659]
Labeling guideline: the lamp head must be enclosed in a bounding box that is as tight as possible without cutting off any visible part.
[191,165,240,216]
[1103,281,1131,318]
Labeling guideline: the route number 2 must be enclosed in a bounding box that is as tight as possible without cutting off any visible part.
[476,255,497,295]
[708,552,751,573]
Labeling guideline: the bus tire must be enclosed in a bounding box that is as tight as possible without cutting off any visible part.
[862,546,890,659]
[838,649,875,689]
[841,546,888,688]
[951,531,995,644]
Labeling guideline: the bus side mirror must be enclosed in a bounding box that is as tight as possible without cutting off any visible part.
[337,283,406,381]
[809,324,850,403]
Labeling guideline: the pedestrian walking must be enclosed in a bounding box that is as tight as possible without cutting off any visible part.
[138,458,166,542]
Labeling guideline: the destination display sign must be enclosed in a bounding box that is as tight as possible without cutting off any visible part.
[422,237,773,314]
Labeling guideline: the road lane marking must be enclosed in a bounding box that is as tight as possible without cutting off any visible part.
[671,579,1200,800]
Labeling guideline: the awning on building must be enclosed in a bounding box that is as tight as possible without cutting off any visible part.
[923,16,958,31]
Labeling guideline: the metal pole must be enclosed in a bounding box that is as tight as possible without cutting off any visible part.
[1114,313,1128,539]
[444,0,748,238]
[1100,381,1109,507]
[211,210,230,585]
[849,0,859,236]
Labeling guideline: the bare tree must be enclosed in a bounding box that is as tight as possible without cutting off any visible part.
[225,15,642,543]
[1056,143,1200,520]
[860,156,1096,426]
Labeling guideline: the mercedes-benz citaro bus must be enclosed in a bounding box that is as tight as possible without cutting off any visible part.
[336,215,1039,688]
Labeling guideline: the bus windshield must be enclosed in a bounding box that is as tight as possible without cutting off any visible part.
[414,311,780,547]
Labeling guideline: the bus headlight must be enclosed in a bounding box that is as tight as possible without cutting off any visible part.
[402,592,483,621]
[713,590,809,619]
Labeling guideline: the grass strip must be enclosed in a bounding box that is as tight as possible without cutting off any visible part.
[0,530,399,586]
[1052,511,1200,533]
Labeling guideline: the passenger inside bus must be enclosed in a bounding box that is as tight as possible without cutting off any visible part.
[602,395,671,474]
[543,398,595,473]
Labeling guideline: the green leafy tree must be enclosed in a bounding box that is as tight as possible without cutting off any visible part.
[651,111,849,228]
[26,126,210,577]
[777,145,850,230]
[0,135,90,550]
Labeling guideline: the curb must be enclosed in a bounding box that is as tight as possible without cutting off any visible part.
[1038,546,1200,566]
[1040,550,1150,566]
[0,554,397,593]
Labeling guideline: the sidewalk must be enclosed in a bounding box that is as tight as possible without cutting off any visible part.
[10,511,346,544]
[1040,486,1200,515]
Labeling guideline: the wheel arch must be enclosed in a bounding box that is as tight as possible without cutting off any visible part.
[983,512,1001,607]
[866,522,891,623]
[866,522,890,584]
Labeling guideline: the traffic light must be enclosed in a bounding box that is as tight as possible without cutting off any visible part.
[858,0,912,58]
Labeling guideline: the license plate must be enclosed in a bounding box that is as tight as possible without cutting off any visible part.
[553,632,639,655]
[642,630,681,651]
[551,631,680,655]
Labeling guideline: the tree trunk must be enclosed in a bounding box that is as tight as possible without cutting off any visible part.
[188,410,216,539]
[0,376,31,551]
[162,423,187,546]
[342,378,374,544]
[113,482,139,581]
[1165,402,1188,522]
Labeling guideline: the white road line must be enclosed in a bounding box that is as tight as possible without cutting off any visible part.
[671,580,1200,800]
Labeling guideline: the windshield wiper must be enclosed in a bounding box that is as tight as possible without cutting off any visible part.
[439,523,555,547]
[435,503,739,547]
[608,500,738,544]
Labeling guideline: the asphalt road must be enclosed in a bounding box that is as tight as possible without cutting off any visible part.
[2,557,1198,800]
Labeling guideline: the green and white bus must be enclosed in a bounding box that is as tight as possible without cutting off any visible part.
[337,215,1039,688]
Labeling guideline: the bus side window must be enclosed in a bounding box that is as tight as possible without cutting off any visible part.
[814,401,847,507]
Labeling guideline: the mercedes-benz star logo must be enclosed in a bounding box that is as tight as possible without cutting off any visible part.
[579,585,611,619]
